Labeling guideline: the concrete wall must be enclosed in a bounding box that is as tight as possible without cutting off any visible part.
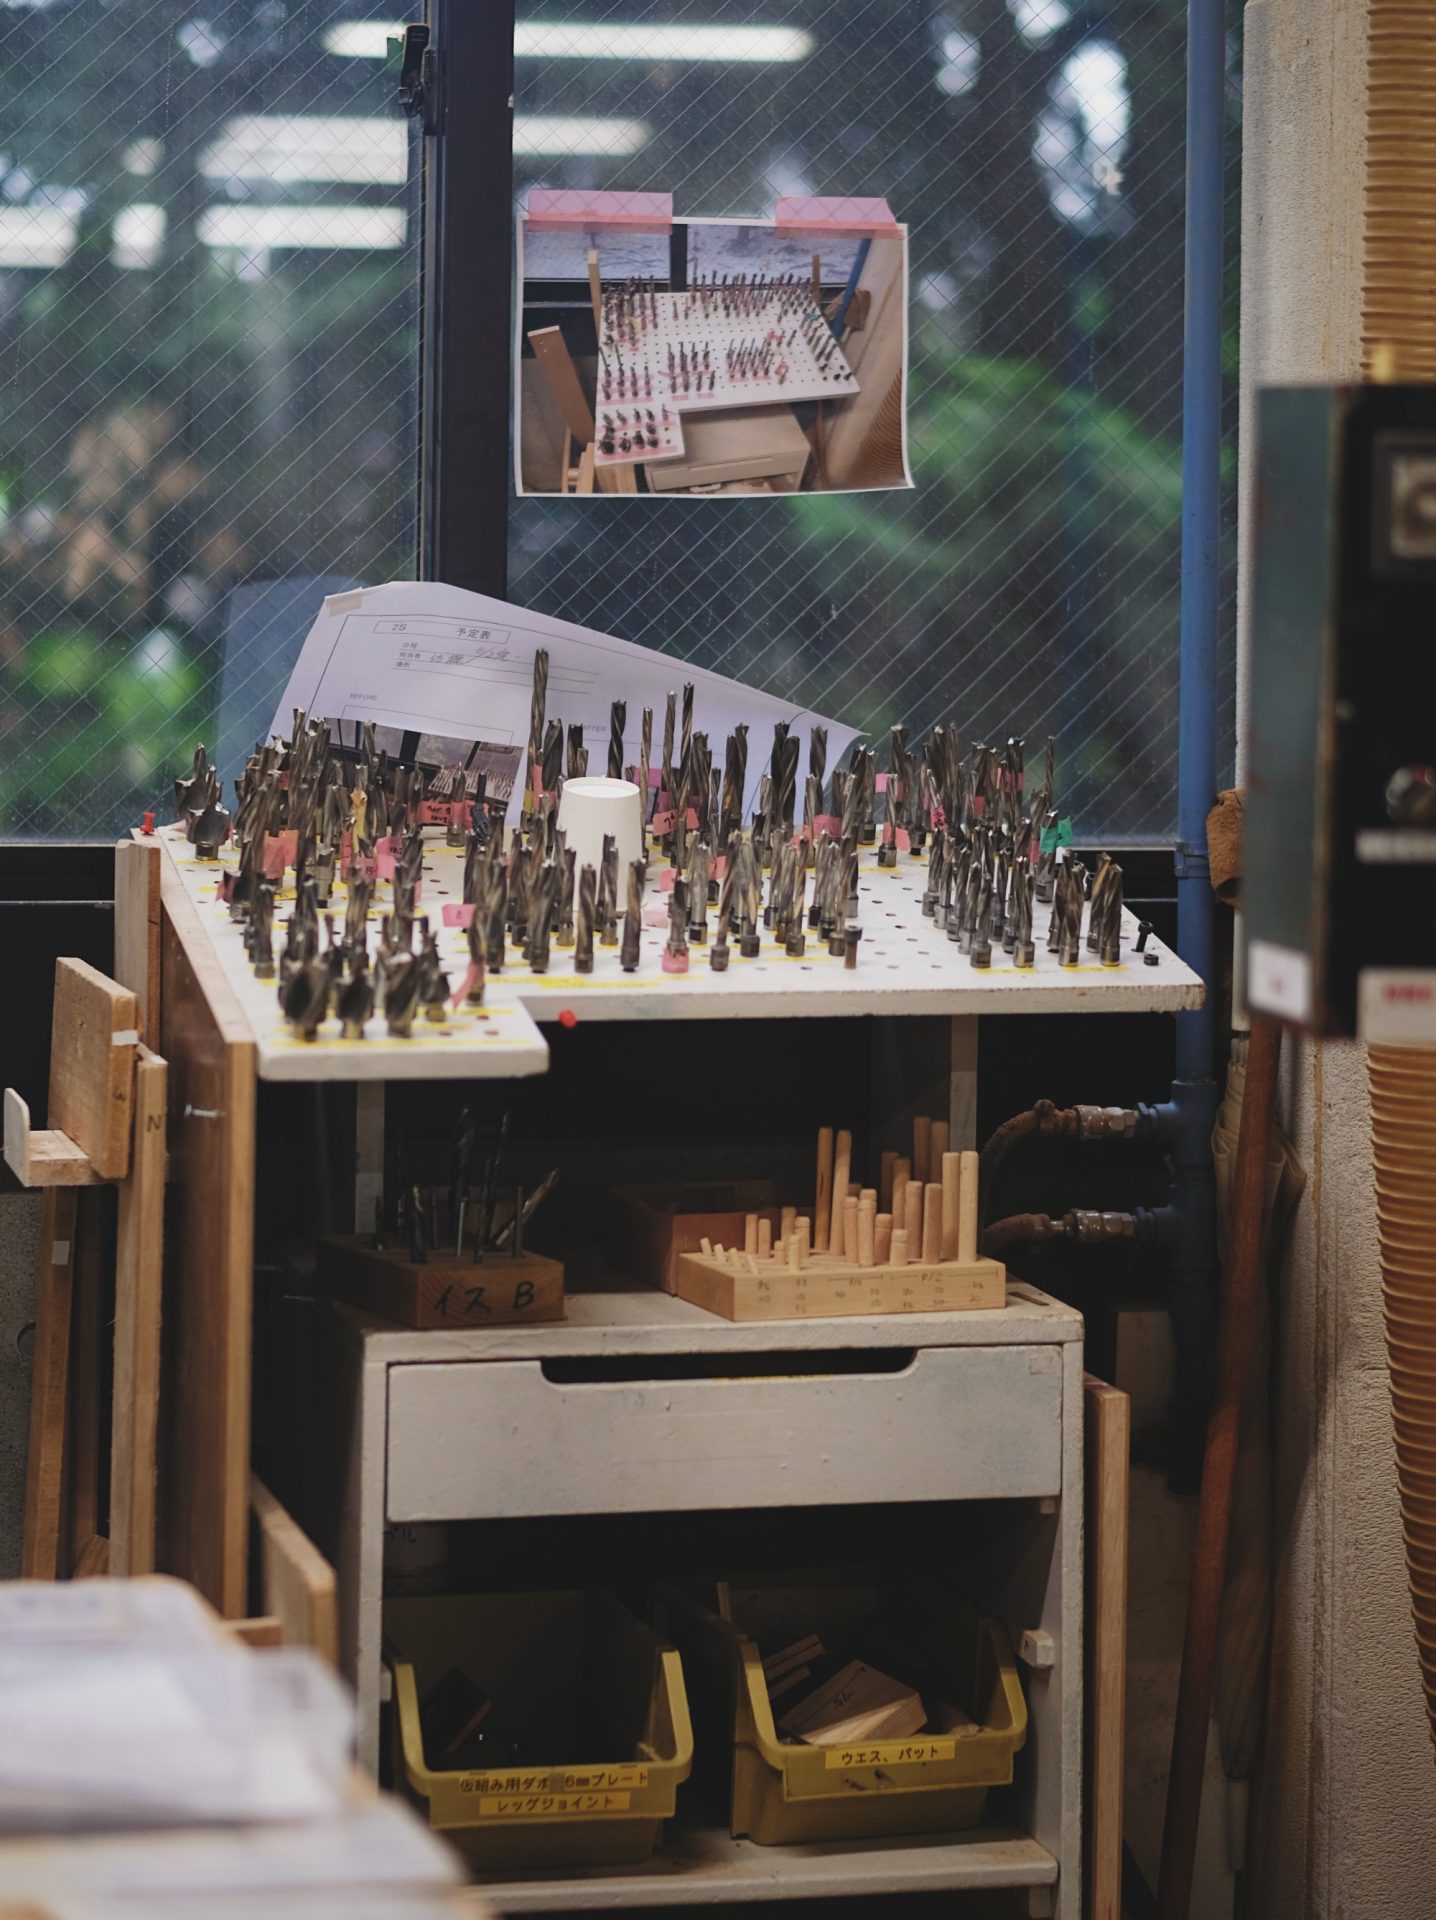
[1242,2,1436,1911]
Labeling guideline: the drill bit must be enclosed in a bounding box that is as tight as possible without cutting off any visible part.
[637,706,652,856]
[686,840,710,943]
[527,648,548,816]
[337,950,374,1038]
[621,859,644,971]
[465,910,486,1004]
[597,834,619,945]
[607,700,626,781]
[575,862,596,973]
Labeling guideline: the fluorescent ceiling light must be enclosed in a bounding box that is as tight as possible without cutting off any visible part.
[325,19,813,61]
[514,116,650,156]
[199,205,407,249]
[0,207,76,268]
[113,203,166,269]
[516,23,813,60]
[202,115,407,186]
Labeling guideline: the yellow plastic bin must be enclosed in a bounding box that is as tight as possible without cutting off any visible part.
[656,1568,1026,1846]
[386,1588,693,1870]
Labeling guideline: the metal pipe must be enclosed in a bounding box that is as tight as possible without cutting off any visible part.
[1168,0,1226,1486]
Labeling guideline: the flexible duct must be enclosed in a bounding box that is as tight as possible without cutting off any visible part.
[1362,0,1436,1750]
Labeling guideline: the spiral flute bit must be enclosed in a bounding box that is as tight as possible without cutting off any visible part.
[685,841,710,943]
[637,706,652,855]
[418,921,450,1019]
[1087,853,1113,953]
[338,952,374,1038]
[556,846,577,947]
[527,648,549,816]
[663,881,690,972]
[596,834,619,946]
[575,863,596,974]
[1099,861,1124,966]
[567,722,587,781]
[527,867,556,974]
[607,700,627,781]
[621,859,644,971]
[541,721,564,813]
[485,872,508,972]
[1012,856,1036,968]
[345,876,373,953]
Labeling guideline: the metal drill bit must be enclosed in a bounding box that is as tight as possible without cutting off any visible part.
[383,950,420,1035]
[1099,861,1124,965]
[345,876,373,953]
[465,911,486,1003]
[808,725,828,800]
[485,871,507,972]
[621,859,644,971]
[710,903,731,971]
[408,1186,428,1265]
[283,954,330,1039]
[597,833,619,945]
[637,706,653,855]
[527,648,549,815]
[607,700,627,781]
[527,864,556,973]
[686,841,710,942]
[451,1104,477,1255]
[491,1167,558,1252]
[664,882,690,969]
[541,720,563,808]
[337,951,373,1037]
[418,921,450,1019]
[567,722,587,781]
[576,863,596,973]
[556,845,576,947]
[660,691,676,835]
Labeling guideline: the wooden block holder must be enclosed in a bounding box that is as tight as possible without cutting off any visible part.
[672,1250,1005,1323]
[316,1236,565,1330]
[610,1181,783,1294]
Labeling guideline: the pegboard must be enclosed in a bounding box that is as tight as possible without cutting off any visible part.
[155,826,1203,1083]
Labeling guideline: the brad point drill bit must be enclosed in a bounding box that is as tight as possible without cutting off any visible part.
[621,859,644,971]
[607,700,627,781]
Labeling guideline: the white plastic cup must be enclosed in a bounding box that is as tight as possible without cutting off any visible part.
[557,775,642,882]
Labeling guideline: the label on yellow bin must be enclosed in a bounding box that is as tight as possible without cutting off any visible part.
[823,1738,957,1770]
[477,1790,632,1817]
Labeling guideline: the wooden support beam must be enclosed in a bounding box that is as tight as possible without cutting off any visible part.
[1085,1374,1130,1920]
[49,957,138,1181]
[114,839,162,1047]
[527,325,596,445]
[251,1474,340,1666]
[21,1189,78,1578]
[110,1044,167,1576]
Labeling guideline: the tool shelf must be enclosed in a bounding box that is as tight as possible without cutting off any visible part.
[127,814,1171,1917]
[280,1280,1083,1917]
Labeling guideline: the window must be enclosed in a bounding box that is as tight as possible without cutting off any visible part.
[0,2,419,839]
[505,0,1238,839]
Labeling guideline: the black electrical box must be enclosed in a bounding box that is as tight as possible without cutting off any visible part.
[1244,383,1436,1040]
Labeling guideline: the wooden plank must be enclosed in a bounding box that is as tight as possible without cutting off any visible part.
[66,1189,106,1568]
[21,1188,79,1578]
[72,1533,109,1578]
[1084,1374,1130,1920]
[158,856,256,1617]
[3,1088,100,1187]
[527,325,595,444]
[48,957,138,1181]
[672,1251,1006,1322]
[110,1044,167,1576]
[228,1614,284,1649]
[250,1474,339,1665]
[315,1239,564,1330]
[587,246,602,330]
[114,838,163,1046]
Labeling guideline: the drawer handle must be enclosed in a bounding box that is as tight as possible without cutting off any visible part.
[540,1349,918,1386]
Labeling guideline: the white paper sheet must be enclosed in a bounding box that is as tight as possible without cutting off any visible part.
[270,581,857,818]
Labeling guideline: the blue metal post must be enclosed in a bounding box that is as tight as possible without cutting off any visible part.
[1166,0,1225,1483]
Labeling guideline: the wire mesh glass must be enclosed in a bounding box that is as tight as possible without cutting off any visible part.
[509,0,1240,841]
[0,1,419,840]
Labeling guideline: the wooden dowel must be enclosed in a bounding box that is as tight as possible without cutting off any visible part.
[857,1196,876,1267]
[758,1217,772,1260]
[941,1151,962,1260]
[890,1227,909,1266]
[797,1216,811,1263]
[781,1205,796,1244]
[874,1211,893,1264]
[788,1232,802,1270]
[879,1151,897,1213]
[921,1184,943,1264]
[913,1116,932,1186]
[904,1181,923,1257]
[892,1156,911,1226]
[829,1129,852,1257]
[814,1126,834,1253]
[843,1193,859,1262]
[700,1236,713,1255]
[745,1212,758,1256]
[958,1149,980,1262]
[930,1119,950,1172]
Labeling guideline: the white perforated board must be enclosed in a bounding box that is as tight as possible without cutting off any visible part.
[155,827,1203,1083]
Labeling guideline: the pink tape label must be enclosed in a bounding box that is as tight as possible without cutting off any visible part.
[442,903,476,928]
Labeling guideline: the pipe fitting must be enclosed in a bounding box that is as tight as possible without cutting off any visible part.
[1064,1207,1139,1243]
[1074,1104,1142,1141]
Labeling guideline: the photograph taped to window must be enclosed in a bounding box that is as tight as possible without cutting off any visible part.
[515,200,911,499]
